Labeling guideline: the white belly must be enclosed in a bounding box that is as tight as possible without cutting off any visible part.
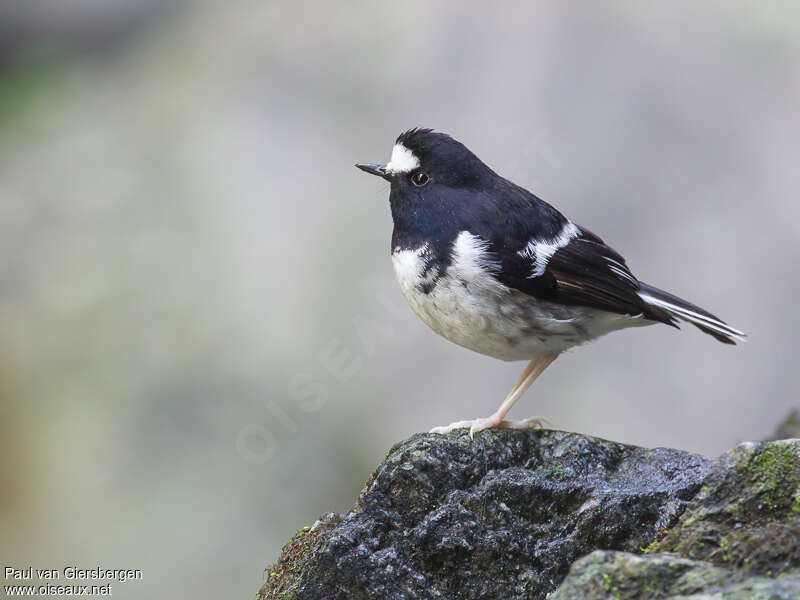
[391,235,638,361]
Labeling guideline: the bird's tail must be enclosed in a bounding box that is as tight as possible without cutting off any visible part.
[637,283,746,345]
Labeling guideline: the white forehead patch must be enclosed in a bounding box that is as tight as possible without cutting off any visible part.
[385,143,420,174]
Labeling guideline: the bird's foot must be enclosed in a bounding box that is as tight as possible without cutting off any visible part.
[430,415,550,438]
[496,416,550,430]
[430,419,482,435]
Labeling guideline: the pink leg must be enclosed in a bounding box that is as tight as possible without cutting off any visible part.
[430,354,558,438]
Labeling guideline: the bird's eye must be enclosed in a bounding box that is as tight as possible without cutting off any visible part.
[411,171,430,187]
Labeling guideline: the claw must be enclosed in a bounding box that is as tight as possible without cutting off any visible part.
[468,416,499,438]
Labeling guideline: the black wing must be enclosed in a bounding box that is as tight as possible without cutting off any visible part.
[448,178,673,324]
[493,225,677,326]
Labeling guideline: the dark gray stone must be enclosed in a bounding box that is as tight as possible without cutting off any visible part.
[259,429,711,599]
[259,426,800,600]
[551,437,800,599]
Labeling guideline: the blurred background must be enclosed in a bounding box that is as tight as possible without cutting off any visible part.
[0,1,798,598]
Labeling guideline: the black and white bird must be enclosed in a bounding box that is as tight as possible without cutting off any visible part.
[356,129,745,437]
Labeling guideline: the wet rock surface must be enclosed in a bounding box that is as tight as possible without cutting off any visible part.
[259,430,712,599]
[259,430,800,599]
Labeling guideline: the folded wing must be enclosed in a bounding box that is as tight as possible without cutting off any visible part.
[493,223,744,343]
[494,224,672,322]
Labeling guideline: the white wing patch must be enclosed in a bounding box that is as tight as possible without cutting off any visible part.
[518,221,581,277]
[385,143,420,174]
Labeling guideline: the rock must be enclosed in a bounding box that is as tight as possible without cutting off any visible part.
[258,430,711,599]
[550,550,800,599]
[258,432,800,600]
[651,439,800,575]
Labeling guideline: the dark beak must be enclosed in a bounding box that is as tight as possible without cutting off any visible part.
[355,163,391,181]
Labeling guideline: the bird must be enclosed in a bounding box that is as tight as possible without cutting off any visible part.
[356,128,745,437]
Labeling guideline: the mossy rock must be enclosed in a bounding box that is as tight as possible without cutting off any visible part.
[258,514,341,600]
[653,439,800,575]
[551,550,800,599]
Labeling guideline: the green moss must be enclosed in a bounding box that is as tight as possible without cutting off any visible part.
[641,540,660,554]
[744,443,800,511]
[718,536,731,563]
[601,572,613,592]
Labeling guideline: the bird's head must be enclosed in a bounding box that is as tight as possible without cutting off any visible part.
[356,129,512,246]
[356,128,496,192]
